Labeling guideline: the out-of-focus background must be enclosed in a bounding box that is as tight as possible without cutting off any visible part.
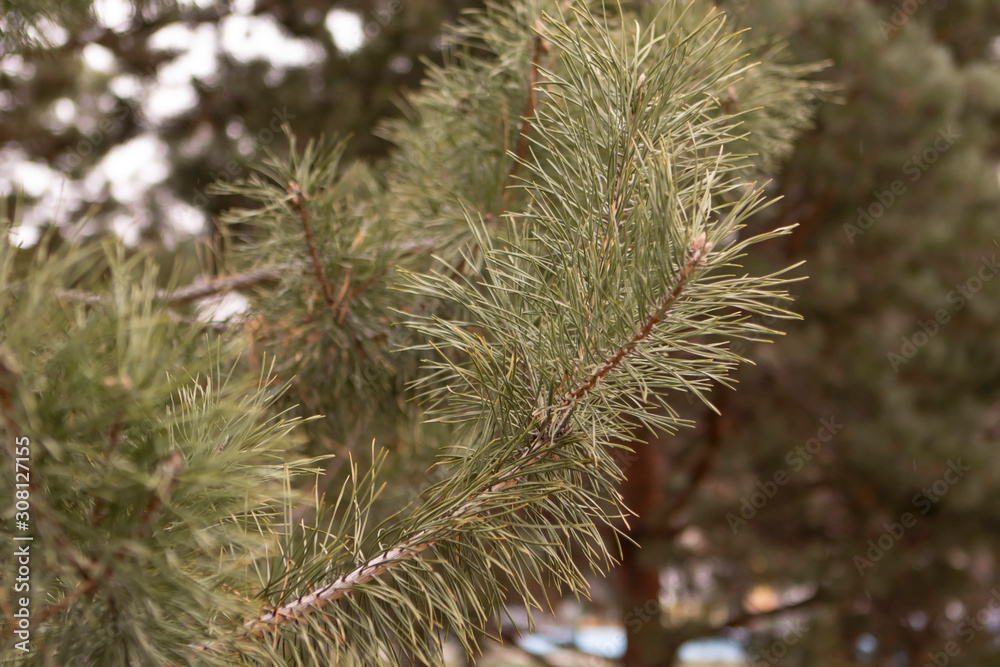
[3,0,1000,665]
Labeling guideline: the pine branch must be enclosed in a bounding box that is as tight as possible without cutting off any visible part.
[501,31,549,212]
[446,31,549,283]
[221,8,807,660]
[0,505,113,643]
[7,266,289,308]
[287,180,338,308]
[240,233,712,637]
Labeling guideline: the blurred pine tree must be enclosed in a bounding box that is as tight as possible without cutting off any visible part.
[0,1,823,664]
[632,2,1000,666]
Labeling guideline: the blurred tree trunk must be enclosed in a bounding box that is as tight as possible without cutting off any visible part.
[620,430,674,667]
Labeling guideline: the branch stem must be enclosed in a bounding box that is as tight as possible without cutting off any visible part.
[7,266,289,308]
[501,33,548,211]
[288,181,337,308]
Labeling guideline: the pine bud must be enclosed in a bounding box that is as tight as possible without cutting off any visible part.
[686,231,712,268]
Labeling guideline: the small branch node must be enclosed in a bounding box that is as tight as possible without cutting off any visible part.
[287,181,337,308]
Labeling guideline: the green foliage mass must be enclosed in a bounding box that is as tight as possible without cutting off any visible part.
[1,1,825,664]
[0,239,323,664]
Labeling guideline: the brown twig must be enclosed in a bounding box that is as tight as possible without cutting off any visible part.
[501,32,549,211]
[160,266,289,305]
[287,181,337,308]
[0,580,98,642]
[6,266,289,309]
[334,268,352,311]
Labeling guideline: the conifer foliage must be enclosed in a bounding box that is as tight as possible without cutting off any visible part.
[1,1,818,664]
